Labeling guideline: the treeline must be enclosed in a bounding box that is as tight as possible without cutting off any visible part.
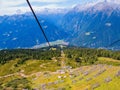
[0,49,61,64]
[64,47,120,64]
[0,47,120,65]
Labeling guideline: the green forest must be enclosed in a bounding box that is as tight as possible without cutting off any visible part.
[0,47,120,65]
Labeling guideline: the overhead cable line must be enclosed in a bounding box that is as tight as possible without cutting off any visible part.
[26,0,120,49]
[107,39,120,47]
[26,0,51,47]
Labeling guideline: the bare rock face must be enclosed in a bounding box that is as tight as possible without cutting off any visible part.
[94,69,106,77]
[41,83,47,90]
[86,77,92,81]
[91,83,100,89]
[104,77,112,83]
[115,70,120,77]
[83,71,89,76]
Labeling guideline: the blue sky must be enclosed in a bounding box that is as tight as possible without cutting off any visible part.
[0,0,119,15]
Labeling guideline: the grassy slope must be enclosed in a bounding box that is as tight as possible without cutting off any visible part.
[0,57,120,90]
[97,57,120,66]
[31,65,120,90]
[0,59,61,76]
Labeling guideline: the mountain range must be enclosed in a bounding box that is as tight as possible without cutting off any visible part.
[60,1,120,50]
[0,1,120,50]
[0,11,67,49]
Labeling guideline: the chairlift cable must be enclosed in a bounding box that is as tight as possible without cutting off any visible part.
[26,0,51,47]
[26,0,120,49]
[107,39,120,47]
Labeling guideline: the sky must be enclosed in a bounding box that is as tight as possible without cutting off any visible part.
[0,0,120,15]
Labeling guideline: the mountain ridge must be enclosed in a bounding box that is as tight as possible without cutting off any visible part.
[60,1,120,49]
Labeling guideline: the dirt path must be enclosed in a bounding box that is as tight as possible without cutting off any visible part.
[0,73,19,79]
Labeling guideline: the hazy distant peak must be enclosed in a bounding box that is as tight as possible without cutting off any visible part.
[93,2,120,10]
[73,1,120,12]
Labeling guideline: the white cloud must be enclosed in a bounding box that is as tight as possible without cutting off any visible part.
[30,0,67,3]
[0,7,28,15]
[0,0,66,8]
[0,0,24,8]
[0,0,120,15]
[0,0,67,15]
